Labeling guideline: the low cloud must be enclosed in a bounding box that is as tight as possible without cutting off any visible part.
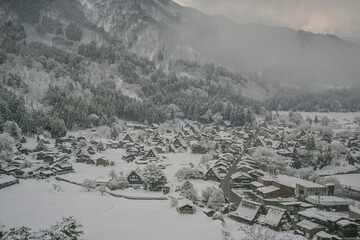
[174,0,360,38]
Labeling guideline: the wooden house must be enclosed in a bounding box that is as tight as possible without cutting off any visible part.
[96,157,109,167]
[313,231,341,240]
[122,154,136,163]
[295,220,326,239]
[173,137,187,149]
[177,199,195,214]
[262,206,292,231]
[229,199,267,224]
[280,202,302,215]
[336,220,359,239]
[305,196,349,212]
[0,174,19,189]
[204,168,220,182]
[87,146,96,155]
[230,172,252,189]
[123,133,139,143]
[145,148,160,160]
[127,171,144,185]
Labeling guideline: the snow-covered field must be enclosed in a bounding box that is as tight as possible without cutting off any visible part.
[0,179,223,240]
[276,111,360,133]
[332,173,360,191]
[62,150,203,184]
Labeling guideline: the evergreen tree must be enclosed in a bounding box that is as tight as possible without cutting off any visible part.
[314,115,319,124]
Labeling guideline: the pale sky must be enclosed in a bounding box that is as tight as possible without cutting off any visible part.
[174,0,360,39]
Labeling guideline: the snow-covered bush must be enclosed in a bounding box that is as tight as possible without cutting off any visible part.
[207,189,225,211]
[82,179,96,191]
[0,133,15,162]
[107,177,129,190]
[180,181,198,201]
[52,183,64,192]
[170,198,178,207]
[98,185,107,195]
[38,216,83,240]
[174,167,202,180]
[211,212,224,222]
[142,164,167,191]
[3,121,22,140]
[201,186,215,203]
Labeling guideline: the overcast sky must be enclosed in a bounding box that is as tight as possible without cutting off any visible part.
[174,0,360,39]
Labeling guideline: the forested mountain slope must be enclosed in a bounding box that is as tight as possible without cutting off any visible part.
[0,0,262,138]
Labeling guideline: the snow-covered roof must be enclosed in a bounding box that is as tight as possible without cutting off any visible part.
[263,206,286,227]
[336,219,359,227]
[231,172,252,180]
[0,174,17,185]
[276,175,325,189]
[177,199,194,208]
[280,201,302,206]
[251,181,264,187]
[298,208,348,223]
[257,185,279,194]
[314,231,341,240]
[233,199,263,222]
[305,196,348,206]
[296,219,322,230]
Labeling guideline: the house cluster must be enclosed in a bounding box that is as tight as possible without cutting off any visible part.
[0,136,74,186]
[229,196,359,239]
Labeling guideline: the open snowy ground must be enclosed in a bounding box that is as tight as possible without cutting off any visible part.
[276,111,360,133]
[0,179,223,240]
[330,173,360,191]
[63,150,204,185]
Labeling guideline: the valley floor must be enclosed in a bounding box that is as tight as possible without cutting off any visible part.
[0,179,223,240]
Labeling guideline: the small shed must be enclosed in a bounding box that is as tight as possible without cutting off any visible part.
[177,199,195,214]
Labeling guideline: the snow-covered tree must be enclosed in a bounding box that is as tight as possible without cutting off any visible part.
[2,226,34,240]
[207,189,225,210]
[97,141,106,152]
[142,164,167,191]
[201,186,215,203]
[82,179,96,191]
[170,197,178,207]
[98,185,107,195]
[38,216,83,240]
[108,169,119,181]
[0,133,15,161]
[3,121,21,141]
[20,159,32,169]
[180,181,198,201]
[34,140,47,152]
[107,177,129,190]
[211,113,223,125]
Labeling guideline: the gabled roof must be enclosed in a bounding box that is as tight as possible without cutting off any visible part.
[263,206,288,227]
[0,174,17,184]
[257,185,279,194]
[305,196,348,206]
[296,219,323,231]
[146,148,160,159]
[233,199,265,222]
[231,172,252,180]
[298,208,348,223]
[177,199,194,208]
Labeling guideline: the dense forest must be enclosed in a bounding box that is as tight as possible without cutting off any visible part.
[0,18,256,138]
[267,86,360,112]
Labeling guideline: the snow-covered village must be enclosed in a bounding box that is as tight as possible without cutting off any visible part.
[1,112,360,239]
[1,0,360,239]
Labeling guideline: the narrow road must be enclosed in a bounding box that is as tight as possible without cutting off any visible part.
[220,126,259,205]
